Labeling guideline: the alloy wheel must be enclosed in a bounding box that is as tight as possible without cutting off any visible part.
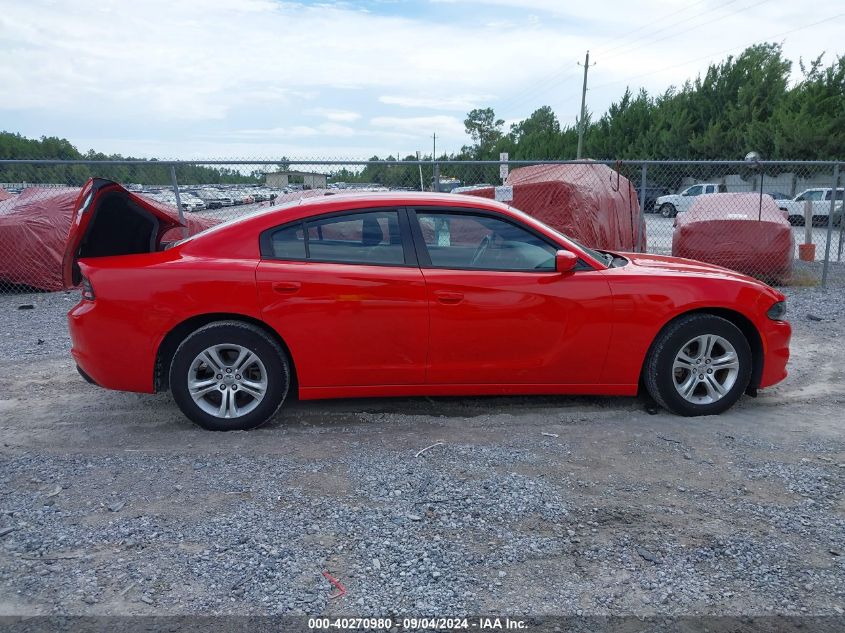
[187,344,268,418]
[672,334,739,405]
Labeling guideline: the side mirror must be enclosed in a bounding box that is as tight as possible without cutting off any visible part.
[555,250,578,273]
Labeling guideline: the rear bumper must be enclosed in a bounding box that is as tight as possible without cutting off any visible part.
[759,320,791,388]
[68,300,157,394]
[75,363,97,385]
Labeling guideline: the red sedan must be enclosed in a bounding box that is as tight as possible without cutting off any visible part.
[65,179,791,431]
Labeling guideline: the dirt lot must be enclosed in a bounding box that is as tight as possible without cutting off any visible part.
[0,287,843,617]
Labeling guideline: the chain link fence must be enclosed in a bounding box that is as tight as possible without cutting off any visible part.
[1,159,843,294]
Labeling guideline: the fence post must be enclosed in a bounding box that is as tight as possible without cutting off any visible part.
[636,163,647,252]
[169,165,188,238]
[821,163,839,287]
[433,162,441,193]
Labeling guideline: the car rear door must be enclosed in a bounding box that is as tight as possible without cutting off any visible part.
[408,207,613,386]
[62,178,184,288]
[255,207,429,390]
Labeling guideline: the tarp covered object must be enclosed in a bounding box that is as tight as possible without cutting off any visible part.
[672,193,793,282]
[0,187,219,291]
[463,162,645,251]
[0,189,13,202]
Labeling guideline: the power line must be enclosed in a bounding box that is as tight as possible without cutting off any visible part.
[597,0,774,65]
[593,0,740,58]
[589,10,845,92]
[494,0,766,121]
[592,0,711,56]
[493,0,730,118]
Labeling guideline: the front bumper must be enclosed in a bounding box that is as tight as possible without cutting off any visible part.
[759,319,791,388]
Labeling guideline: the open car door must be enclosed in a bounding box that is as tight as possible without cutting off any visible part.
[62,178,184,288]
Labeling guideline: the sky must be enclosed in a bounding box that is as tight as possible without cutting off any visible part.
[0,0,843,160]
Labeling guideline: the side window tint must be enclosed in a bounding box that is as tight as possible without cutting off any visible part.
[269,223,306,259]
[305,210,404,265]
[416,212,556,271]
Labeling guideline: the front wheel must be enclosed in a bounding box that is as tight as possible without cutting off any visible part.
[170,321,290,431]
[659,203,676,218]
[787,214,804,226]
[644,314,752,416]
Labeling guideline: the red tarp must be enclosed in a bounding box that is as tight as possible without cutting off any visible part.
[0,187,219,291]
[0,190,13,202]
[672,193,794,282]
[463,162,645,251]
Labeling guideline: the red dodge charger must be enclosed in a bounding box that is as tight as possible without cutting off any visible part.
[64,179,790,431]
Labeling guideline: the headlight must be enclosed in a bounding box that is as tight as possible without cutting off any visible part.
[767,300,786,320]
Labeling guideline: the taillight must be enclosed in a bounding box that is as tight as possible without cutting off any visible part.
[81,276,95,301]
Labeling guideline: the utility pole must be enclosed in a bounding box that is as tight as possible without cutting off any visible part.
[432,133,436,161]
[576,50,595,159]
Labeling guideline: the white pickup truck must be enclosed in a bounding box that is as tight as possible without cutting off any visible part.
[654,183,726,218]
[777,188,845,226]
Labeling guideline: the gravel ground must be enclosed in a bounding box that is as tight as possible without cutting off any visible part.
[0,282,843,617]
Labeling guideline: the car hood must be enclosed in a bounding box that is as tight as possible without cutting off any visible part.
[623,252,772,285]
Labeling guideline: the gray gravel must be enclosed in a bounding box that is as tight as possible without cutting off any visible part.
[0,284,843,616]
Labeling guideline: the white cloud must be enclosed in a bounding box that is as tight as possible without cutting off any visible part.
[370,115,466,137]
[379,94,496,111]
[307,108,362,122]
[0,0,841,158]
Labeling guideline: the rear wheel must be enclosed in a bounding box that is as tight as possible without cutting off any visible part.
[644,314,752,417]
[787,214,804,226]
[659,203,676,218]
[170,321,289,431]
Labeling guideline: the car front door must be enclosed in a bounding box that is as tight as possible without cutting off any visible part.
[679,185,704,212]
[409,208,613,386]
[255,208,428,390]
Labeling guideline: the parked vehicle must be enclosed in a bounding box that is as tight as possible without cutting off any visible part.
[655,184,727,218]
[193,189,233,208]
[672,193,794,284]
[179,193,207,212]
[64,179,790,430]
[777,188,845,226]
[639,186,672,212]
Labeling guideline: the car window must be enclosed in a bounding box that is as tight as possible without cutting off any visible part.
[266,210,405,265]
[684,185,703,196]
[415,211,556,271]
[824,190,845,201]
[269,223,306,259]
[799,190,825,201]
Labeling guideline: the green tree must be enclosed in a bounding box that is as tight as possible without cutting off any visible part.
[463,107,504,158]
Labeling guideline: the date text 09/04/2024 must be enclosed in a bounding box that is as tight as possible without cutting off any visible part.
[307,617,528,630]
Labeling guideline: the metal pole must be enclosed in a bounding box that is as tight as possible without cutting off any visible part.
[433,162,441,193]
[821,163,839,287]
[636,163,647,252]
[169,165,188,239]
[758,171,763,222]
[576,50,591,160]
[416,151,424,192]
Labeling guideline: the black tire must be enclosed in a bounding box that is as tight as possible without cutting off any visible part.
[169,321,289,431]
[659,203,676,218]
[787,214,804,226]
[644,314,752,417]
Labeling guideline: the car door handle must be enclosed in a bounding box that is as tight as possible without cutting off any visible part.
[434,290,464,304]
[272,281,301,294]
